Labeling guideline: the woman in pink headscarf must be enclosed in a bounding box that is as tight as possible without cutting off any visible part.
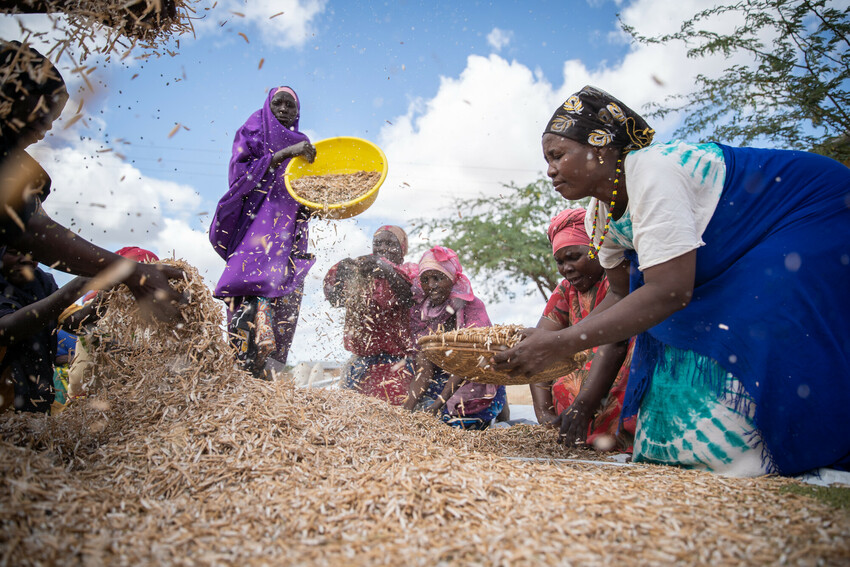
[531,209,635,450]
[323,225,417,405]
[403,246,506,430]
[209,86,316,377]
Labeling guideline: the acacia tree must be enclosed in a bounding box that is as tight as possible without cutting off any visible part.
[622,0,849,162]
[412,177,586,302]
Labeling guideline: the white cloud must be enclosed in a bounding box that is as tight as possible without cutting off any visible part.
[362,0,765,335]
[486,27,513,52]
[32,139,201,246]
[196,0,328,49]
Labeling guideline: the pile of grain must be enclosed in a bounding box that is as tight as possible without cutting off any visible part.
[291,170,381,206]
[0,260,847,565]
[2,0,197,63]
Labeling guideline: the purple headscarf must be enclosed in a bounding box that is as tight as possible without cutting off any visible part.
[210,87,315,299]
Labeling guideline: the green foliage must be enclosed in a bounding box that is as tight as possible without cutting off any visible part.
[622,0,850,163]
[411,177,587,302]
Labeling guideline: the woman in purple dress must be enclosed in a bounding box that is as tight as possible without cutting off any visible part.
[209,87,317,376]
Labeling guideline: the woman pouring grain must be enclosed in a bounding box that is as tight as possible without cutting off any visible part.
[209,86,317,376]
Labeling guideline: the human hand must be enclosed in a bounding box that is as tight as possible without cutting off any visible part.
[491,328,573,381]
[124,263,187,322]
[554,404,592,447]
[295,141,317,163]
[538,409,560,429]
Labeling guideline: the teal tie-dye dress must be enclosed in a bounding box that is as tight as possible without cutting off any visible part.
[589,140,850,477]
[595,141,767,476]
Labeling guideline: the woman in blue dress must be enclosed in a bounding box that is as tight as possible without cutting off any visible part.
[494,85,850,476]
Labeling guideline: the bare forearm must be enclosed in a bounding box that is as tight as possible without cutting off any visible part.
[434,375,463,410]
[571,341,627,413]
[405,355,434,410]
[16,211,125,277]
[61,300,100,332]
[0,277,90,343]
[529,381,556,423]
[553,285,682,351]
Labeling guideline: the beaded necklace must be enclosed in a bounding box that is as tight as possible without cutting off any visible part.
[587,158,622,260]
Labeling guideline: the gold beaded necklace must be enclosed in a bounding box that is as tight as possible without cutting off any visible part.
[587,158,622,260]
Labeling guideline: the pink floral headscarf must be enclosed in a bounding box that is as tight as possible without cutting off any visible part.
[416,246,474,303]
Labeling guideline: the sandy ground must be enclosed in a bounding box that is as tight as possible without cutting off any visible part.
[505,384,534,405]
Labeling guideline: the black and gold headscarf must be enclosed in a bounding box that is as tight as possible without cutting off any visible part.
[544,85,654,151]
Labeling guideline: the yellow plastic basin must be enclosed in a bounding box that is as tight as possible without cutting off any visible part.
[284,136,388,219]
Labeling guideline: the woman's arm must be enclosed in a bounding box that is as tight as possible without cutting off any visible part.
[493,251,697,379]
[404,352,435,411]
[356,256,413,307]
[429,374,463,415]
[529,316,562,425]
[554,339,628,446]
[0,276,90,345]
[13,209,185,322]
[270,141,316,168]
[60,298,101,332]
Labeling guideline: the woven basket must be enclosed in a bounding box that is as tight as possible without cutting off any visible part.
[417,326,589,386]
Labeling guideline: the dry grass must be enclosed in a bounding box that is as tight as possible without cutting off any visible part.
[0,260,847,566]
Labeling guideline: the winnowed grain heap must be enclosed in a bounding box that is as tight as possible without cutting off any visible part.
[291,171,381,206]
[0,260,847,566]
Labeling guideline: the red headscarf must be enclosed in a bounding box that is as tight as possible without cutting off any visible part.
[547,208,590,255]
[115,246,159,263]
[82,246,159,303]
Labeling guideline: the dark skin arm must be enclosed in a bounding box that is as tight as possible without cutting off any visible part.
[60,296,102,332]
[530,314,629,444]
[355,255,414,307]
[529,316,561,426]
[493,251,697,379]
[0,276,90,345]
[554,340,628,446]
[428,374,463,415]
[13,208,185,322]
[404,352,436,411]
[270,141,316,169]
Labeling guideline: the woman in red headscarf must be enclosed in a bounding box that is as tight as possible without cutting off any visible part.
[323,226,417,405]
[531,209,635,451]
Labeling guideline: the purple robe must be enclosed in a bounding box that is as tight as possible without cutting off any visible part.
[210,87,315,298]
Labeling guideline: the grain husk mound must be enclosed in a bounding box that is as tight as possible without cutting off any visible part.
[291,170,381,206]
[0,260,848,566]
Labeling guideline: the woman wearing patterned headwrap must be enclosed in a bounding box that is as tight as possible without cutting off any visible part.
[209,86,317,376]
[494,85,850,477]
[529,208,635,451]
[323,225,417,405]
[404,246,507,430]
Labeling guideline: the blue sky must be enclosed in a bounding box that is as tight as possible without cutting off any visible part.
[1,0,749,363]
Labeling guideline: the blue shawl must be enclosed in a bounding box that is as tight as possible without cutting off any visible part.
[622,145,850,475]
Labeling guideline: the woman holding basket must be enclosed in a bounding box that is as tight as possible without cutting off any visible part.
[404,246,507,430]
